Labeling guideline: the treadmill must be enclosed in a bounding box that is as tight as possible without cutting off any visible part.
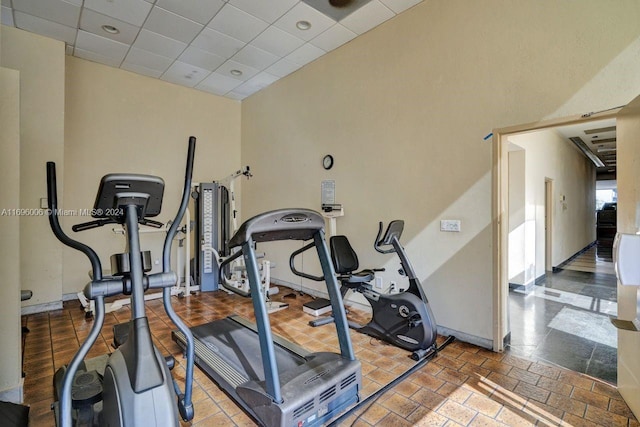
[173,208,361,427]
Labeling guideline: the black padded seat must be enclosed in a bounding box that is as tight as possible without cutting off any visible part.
[330,235,375,288]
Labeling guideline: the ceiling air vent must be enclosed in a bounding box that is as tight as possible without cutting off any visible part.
[569,137,605,167]
[302,0,373,21]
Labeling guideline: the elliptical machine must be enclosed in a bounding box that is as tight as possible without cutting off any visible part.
[293,220,438,360]
[46,137,197,426]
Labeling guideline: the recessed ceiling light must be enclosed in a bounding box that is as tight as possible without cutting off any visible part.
[101,25,120,34]
[296,20,312,30]
[230,69,243,76]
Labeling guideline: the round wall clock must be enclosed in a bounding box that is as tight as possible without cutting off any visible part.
[323,154,334,170]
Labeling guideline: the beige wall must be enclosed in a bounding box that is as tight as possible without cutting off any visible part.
[0,66,23,401]
[241,1,640,345]
[508,148,528,286]
[616,95,640,417]
[508,129,596,281]
[63,56,241,294]
[1,26,66,309]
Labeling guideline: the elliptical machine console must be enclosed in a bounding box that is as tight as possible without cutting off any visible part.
[46,137,197,426]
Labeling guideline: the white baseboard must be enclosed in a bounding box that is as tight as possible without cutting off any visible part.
[21,300,63,315]
[0,379,23,404]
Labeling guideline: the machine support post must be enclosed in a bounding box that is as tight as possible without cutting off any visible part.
[125,204,146,319]
[314,230,356,361]
[243,239,283,403]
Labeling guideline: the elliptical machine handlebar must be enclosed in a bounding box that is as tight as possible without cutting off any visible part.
[46,162,104,281]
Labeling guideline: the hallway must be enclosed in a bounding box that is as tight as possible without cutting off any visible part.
[507,245,618,384]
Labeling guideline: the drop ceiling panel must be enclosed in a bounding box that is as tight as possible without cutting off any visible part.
[341,0,395,35]
[251,26,305,58]
[121,62,164,79]
[196,72,243,96]
[286,42,325,66]
[207,4,269,44]
[228,0,298,24]
[4,0,425,100]
[310,23,357,51]
[84,0,152,26]
[216,59,260,81]
[379,0,422,14]
[80,9,140,45]
[191,27,245,59]
[232,45,280,70]
[155,0,224,25]
[143,7,203,44]
[123,47,173,72]
[273,2,336,42]
[14,11,77,44]
[265,58,302,78]
[12,0,81,28]
[75,30,129,63]
[161,61,210,87]
[179,46,227,71]
[133,29,187,59]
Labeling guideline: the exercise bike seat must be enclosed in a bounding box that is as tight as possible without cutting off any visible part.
[330,235,375,288]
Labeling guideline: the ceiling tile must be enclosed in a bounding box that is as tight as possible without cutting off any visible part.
[155,0,224,25]
[14,11,77,44]
[133,29,187,60]
[12,0,80,28]
[341,0,394,35]
[378,0,422,14]
[251,26,304,58]
[273,2,335,42]
[1,0,13,7]
[191,27,245,59]
[123,47,173,72]
[74,47,123,68]
[196,72,243,96]
[179,46,226,71]
[121,62,164,78]
[233,71,279,96]
[143,6,203,44]
[161,60,210,87]
[285,42,325,66]
[80,8,141,45]
[265,58,302,78]
[224,91,246,101]
[228,0,297,24]
[84,0,152,26]
[310,24,357,51]
[216,59,260,81]
[76,29,129,63]
[1,6,14,26]
[232,45,280,70]
[207,4,269,44]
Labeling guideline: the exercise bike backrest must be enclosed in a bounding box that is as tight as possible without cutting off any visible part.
[374,220,404,254]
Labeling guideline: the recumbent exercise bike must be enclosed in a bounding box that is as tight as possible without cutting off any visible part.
[291,220,438,361]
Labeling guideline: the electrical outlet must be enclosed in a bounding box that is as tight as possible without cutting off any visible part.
[374,277,383,289]
[440,219,461,232]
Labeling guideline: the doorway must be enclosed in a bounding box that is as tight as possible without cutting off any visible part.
[493,113,620,383]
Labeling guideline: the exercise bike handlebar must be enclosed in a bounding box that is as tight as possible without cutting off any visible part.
[46,162,104,281]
